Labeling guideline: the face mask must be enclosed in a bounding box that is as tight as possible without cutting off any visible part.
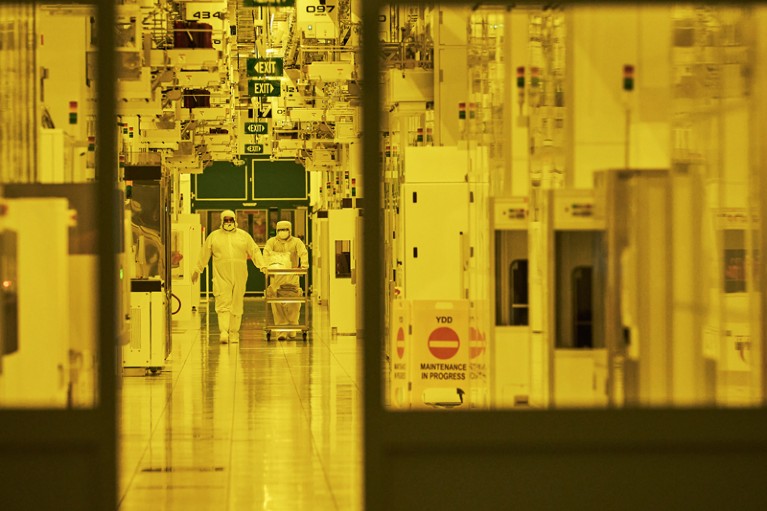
[277,231,289,240]
[223,222,235,232]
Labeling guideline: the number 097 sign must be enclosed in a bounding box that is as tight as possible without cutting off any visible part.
[298,0,337,16]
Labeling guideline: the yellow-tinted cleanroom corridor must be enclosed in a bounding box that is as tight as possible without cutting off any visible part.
[119,300,362,510]
[3,2,767,510]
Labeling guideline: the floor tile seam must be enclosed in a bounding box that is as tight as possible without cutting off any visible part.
[279,343,342,511]
[318,335,361,393]
[192,345,243,492]
[330,351,360,392]
[308,312,362,507]
[307,421,344,511]
[117,328,202,508]
[165,327,206,391]
[209,300,338,509]
[224,342,241,511]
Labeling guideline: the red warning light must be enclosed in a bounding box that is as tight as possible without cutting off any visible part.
[516,66,525,88]
[69,101,78,124]
[623,65,635,91]
[530,67,541,88]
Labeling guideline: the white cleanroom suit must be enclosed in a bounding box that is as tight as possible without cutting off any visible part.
[263,220,309,339]
[193,210,265,343]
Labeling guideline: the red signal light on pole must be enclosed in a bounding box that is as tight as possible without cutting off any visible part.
[530,67,540,88]
[469,103,477,119]
[69,101,78,124]
[623,65,635,91]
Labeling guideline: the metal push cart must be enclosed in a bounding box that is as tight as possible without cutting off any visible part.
[263,267,309,341]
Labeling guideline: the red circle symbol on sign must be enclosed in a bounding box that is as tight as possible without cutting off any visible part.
[428,327,460,360]
[396,327,405,359]
[469,327,486,359]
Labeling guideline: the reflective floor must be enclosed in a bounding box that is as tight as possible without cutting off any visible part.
[118,298,362,511]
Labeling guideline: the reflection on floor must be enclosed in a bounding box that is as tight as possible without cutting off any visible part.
[118,297,362,511]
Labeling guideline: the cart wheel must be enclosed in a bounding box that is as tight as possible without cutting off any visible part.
[149,368,159,375]
[302,332,308,342]
[266,331,271,342]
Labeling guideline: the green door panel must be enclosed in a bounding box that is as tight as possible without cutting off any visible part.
[194,162,248,200]
[193,159,311,295]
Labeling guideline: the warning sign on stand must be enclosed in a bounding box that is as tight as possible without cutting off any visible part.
[469,324,489,408]
[428,327,460,359]
[410,300,469,409]
[469,326,486,359]
[389,300,410,409]
[397,327,406,359]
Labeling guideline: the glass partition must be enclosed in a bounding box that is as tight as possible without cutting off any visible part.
[199,209,223,238]
[0,2,118,507]
[236,209,268,245]
[380,3,765,410]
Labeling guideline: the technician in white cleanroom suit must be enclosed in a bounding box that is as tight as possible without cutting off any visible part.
[263,220,309,339]
[192,210,265,343]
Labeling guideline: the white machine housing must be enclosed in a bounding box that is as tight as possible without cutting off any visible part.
[545,189,608,408]
[171,214,202,327]
[400,146,469,300]
[124,279,167,372]
[0,198,71,407]
[492,197,532,408]
[327,208,359,335]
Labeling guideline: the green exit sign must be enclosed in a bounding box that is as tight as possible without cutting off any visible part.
[244,144,265,154]
[247,58,283,77]
[244,122,269,135]
[248,79,281,97]
[243,0,295,6]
